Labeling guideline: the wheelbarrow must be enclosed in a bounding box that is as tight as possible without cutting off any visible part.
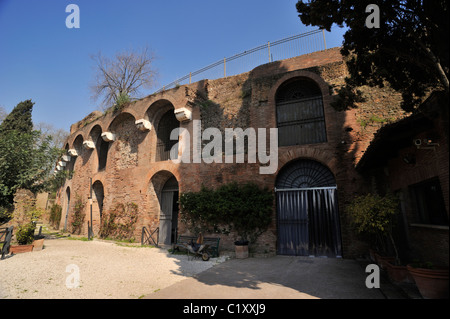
[182,239,211,261]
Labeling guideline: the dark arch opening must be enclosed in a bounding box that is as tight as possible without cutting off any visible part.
[276,159,336,189]
[92,180,104,220]
[156,109,179,162]
[275,159,342,257]
[150,172,179,245]
[275,77,327,146]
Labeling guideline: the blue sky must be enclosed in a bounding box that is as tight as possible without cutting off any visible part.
[0,0,346,133]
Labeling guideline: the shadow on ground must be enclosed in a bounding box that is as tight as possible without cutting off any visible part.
[149,255,390,299]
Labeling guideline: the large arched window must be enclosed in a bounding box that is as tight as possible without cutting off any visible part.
[88,125,109,171]
[276,77,327,146]
[156,110,179,162]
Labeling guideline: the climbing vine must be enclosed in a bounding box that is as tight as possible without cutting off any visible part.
[70,197,85,234]
[99,202,138,241]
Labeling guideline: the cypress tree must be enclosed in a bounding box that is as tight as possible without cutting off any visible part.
[0,99,34,135]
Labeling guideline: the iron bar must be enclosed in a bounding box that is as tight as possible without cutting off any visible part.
[155,29,325,93]
[275,186,337,192]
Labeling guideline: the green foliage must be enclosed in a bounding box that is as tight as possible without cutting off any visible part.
[0,206,12,225]
[346,193,401,259]
[180,182,274,243]
[99,202,139,240]
[0,100,33,135]
[296,0,449,112]
[410,260,435,269]
[16,223,36,245]
[46,170,74,194]
[346,193,399,235]
[12,202,42,245]
[12,203,43,228]
[49,204,62,229]
[70,197,85,234]
[113,92,131,112]
[0,100,61,207]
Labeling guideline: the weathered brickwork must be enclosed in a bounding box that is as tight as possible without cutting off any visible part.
[56,47,409,257]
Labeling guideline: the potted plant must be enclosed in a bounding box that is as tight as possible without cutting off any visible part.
[226,183,273,259]
[407,261,449,299]
[179,182,274,259]
[9,200,43,254]
[10,222,35,254]
[346,193,404,270]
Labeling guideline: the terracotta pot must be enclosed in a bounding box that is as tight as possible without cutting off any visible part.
[9,244,34,254]
[32,238,45,251]
[369,249,377,263]
[407,265,449,299]
[375,253,395,270]
[235,243,249,259]
[385,261,414,283]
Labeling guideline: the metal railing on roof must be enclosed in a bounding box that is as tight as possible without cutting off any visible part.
[155,29,326,93]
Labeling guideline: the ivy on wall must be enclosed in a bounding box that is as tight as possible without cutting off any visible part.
[99,202,138,241]
[179,182,274,243]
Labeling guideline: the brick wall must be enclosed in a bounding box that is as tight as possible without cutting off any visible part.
[56,48,407,257]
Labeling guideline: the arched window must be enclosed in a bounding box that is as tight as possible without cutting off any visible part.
[276,77,327,146]
[156,110,179,162]
[89,125,109,171]
[92,181,104,220]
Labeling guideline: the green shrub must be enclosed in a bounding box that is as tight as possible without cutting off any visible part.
[0,206,12,224]
[70,197,85,234]
[16,223,36,245]
[49,204,62,229]
[346,193,400,260]
[113,93,131,112]
[180,182,274,244]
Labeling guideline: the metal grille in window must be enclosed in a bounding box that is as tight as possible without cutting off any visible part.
[156,110,179,162]
[276,78,327,146]
[276,159,336,189]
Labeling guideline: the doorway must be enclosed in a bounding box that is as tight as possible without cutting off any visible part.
[63,187,71,231]
[275,159,342,257]
[158,176,179,245]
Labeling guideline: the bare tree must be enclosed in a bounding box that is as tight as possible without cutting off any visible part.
[34,122,69,149]
[90,47,158,110]
[0,106,7,124]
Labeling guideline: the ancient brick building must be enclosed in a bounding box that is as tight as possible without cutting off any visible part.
[56,47,412,257]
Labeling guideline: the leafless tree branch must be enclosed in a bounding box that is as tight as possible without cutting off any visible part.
[90,47,158,110]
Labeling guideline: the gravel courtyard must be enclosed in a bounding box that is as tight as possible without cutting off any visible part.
[0,237,228,299]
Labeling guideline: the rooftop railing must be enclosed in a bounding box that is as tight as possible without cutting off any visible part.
[155,29,326,93]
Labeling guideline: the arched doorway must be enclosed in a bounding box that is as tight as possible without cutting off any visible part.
[92,181,104,234]
[63,187,71,231]
[158,175,179,245]
[275,159,342,257]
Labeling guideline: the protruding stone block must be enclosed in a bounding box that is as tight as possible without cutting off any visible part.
[135,119,152,131]
[174,108,192,122]
[101,132,116,142]
[68,149,78,157]
[83,140,95,150]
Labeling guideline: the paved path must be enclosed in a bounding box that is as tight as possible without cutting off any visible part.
[145,255,406,299]
[1,236,410,299]
[0,237,227,299]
